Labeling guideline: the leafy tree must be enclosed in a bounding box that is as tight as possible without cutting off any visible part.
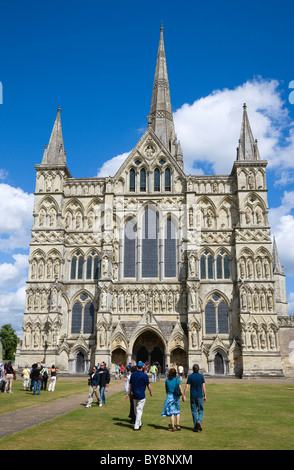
[0,324,19,360]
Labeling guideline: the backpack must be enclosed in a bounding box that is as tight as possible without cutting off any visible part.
[43,370,48,380]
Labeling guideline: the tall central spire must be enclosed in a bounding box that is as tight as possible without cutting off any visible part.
[149,26,176,153]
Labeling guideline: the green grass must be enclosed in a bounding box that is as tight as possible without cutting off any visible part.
[0,379,87,415]
[1,381,294,450]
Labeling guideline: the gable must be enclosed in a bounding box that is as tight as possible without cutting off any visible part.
[113,127,186,193]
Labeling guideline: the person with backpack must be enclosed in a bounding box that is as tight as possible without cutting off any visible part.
[40,364,49,390]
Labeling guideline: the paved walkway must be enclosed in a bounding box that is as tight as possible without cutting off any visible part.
[1,380,126,439]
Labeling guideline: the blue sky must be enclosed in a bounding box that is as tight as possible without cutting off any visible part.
[0,0,294,334]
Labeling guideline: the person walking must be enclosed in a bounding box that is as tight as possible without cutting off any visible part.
[21,365,31,391]
[150,363,158,383]
[178,364,184,381]
[183,364,207,432]
[161,367,184,432]
[124,365,137,424]
[48,365,58,392]
[40,364,49,390]
[4,361,16,394]
[85,366,102,408]
[97,361,110,404]
[129,361,152,431]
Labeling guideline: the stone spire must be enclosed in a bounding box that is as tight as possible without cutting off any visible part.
[236,104,260,162]
[41,107,67,166]
[149,26,176,154]
[272,236,284,274]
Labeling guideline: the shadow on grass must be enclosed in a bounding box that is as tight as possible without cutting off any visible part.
[112,417,133,428]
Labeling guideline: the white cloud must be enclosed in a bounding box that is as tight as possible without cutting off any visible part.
[0,285,26,336]
[0,254,29,289]
[174,77,293,175]
[97,78,294,179]
[0,184,34,252]
[97,151,130,177]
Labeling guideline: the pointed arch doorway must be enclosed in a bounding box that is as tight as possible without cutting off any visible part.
[133,330,165,371]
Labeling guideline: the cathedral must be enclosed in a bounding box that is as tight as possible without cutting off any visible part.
[15,27,292,377]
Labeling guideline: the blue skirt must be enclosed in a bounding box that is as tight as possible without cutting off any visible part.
[161,392,181,417]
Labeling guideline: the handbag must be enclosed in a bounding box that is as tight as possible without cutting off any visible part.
[173,380,182,397]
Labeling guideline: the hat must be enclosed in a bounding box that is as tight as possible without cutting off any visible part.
[137,361,145,368]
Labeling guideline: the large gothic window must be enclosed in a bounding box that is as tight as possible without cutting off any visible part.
[71,252,84,280]
[164,217,176,277]
[124,219,136,278]
[142,207,158,278]
[205,294,229,334]
[71,294,94,335]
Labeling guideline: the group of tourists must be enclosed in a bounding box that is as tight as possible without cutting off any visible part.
[126,362,206,432]
[0,361,59,395]
[87,360,206,433]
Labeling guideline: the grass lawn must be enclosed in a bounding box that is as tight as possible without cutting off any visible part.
[0,379,87,416]
[1,380,294,450]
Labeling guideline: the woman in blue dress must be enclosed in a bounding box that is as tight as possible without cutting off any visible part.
[161,368,184,431]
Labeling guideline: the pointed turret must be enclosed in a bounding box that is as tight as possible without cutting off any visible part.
[149,26,177,155]
[41,107,67,166]
[273,236,284,274]
[236,104,260,161]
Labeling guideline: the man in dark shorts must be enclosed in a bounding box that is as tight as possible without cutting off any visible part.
[183,364,206,432]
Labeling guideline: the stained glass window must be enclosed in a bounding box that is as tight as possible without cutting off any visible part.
[124,219,136,278]
[154,168,160,191]
[165,168,171,191]
[164,218,176,277]
[83,302,94,334]
[140,168,146,192]
[72,302,82,334]
[205,301,216,334]
[130,168,135,192]
[142,208,158,278]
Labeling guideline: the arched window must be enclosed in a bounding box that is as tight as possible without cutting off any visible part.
[216,251,230,279]
[200,251,214,279]
[154,168,160,191]
[165,168,171,191]
[86,252,100,280]
[124,219,136,278]
[71,295,95,335]
[205,301,216,334]
[140,168,146,192]
[72,301,82,333]
[71,252,84,280]
[205,294,229,334]
[142,207,158,278]
[83,301,95,334]
[164,217,176,277]
[129,168,135,192]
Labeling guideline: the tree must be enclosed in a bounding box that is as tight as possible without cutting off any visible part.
[0,324,19,360]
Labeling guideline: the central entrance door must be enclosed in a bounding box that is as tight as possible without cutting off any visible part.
[133,330,165,371]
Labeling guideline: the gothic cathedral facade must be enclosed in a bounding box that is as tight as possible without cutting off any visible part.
[16,27,289,377]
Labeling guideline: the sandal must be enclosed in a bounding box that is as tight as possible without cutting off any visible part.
[171,426,176,432]
[176,426,181,431]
